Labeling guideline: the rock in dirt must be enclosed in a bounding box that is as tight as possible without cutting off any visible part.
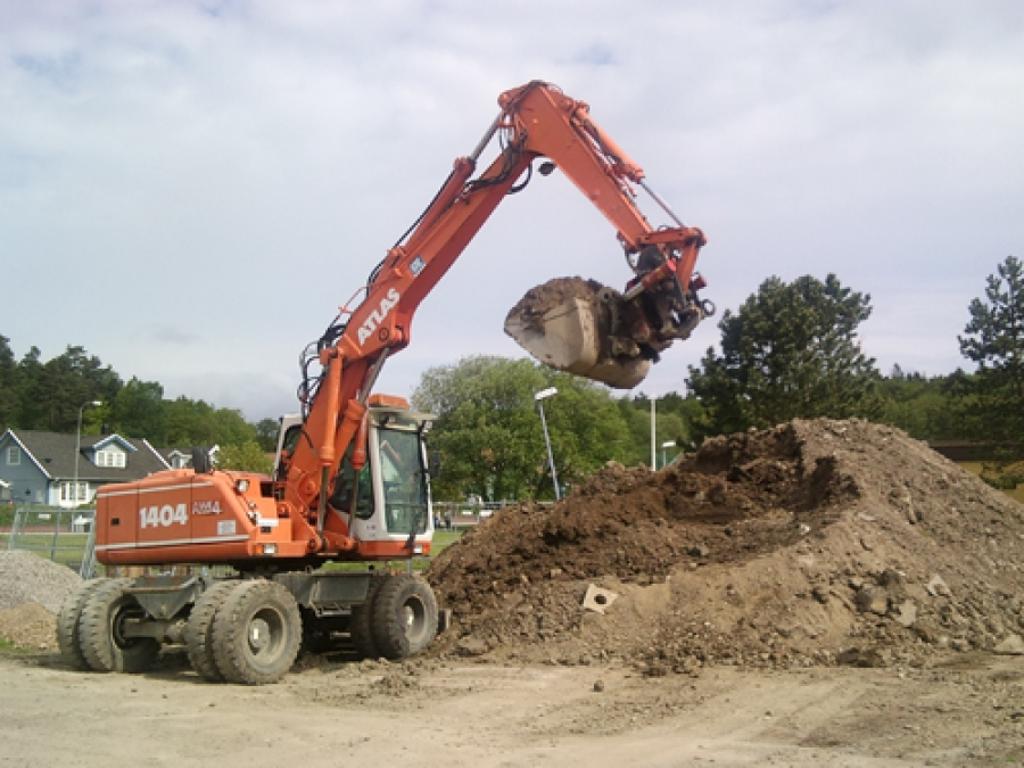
[926,574,952,597]
[993,634,1024,655]
[427,418,1024,671]
[855,587,889,616]
[892,599,918,628]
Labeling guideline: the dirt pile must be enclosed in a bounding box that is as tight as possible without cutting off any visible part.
[427,419,1024,670]
[0,550,83,650]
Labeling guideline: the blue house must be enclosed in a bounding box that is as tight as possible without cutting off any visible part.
[0,429,171,507]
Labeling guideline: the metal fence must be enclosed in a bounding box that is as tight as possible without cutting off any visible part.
[0,500,528,578]
[2,505,97,577]
[431,500,530,529]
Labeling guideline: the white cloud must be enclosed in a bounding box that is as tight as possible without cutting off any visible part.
[2,1,1022,418]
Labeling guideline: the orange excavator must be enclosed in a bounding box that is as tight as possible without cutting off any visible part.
[57,81,713,684]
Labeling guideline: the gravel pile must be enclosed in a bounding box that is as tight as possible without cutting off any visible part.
[0,603,58,650]
[0,550,83,614]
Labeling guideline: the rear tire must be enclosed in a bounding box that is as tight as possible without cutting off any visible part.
[184,580,237,682]
[56,579,104,670]
[78,578,160,673]
[211,580,301,685]
[370,574,438,660]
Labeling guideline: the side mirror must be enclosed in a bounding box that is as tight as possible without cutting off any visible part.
[428,450,442,479]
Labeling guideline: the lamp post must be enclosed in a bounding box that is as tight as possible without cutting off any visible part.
[650,398,656,469]
[73,400,102,509]
[534,387,561,501]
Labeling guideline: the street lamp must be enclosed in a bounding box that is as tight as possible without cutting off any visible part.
[534,387,561,501]
[73,400,102,509]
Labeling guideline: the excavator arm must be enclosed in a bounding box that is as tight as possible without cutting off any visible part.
[281,81,712,555]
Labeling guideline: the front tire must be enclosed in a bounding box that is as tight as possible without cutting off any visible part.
[211,580,301,685]
[370,574,438,660]
[56,579,104,670]
[349,575,386,660]
[184,580,237,682]
[78,578,160,673]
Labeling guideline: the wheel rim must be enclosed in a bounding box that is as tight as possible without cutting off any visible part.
[401,595,428,645]
[245,607,286,664]
[111,599,146,650]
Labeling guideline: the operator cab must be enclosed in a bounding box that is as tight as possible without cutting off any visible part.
[274,397,435,553]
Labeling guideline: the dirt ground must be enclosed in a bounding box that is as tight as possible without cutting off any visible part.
[0,649,1021,767]
[2,419,1023,766]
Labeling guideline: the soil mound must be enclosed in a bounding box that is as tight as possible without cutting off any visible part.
[427,419,1024,670]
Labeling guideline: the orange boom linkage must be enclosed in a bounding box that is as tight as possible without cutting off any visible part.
[71,81,711,684]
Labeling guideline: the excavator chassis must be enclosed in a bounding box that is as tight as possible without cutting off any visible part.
[56,569,440,684]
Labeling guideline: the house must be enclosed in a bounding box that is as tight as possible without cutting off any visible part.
[0,429,172,507]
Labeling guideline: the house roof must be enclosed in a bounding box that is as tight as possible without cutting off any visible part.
[0,429,171,482]
[90,434,138,453]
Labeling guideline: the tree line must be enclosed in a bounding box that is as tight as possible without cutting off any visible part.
[2,255,1019,497]
[414,255,1023,501]
[0,340,275,472]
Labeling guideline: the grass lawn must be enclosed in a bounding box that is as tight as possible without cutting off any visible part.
[0,532,89,569]
[957,462,1024,504]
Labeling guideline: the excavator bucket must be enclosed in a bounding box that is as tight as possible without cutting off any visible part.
[504,277,652,389]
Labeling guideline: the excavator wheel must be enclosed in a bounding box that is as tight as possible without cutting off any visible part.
[184,580,238,682]
[349,574,387,660]
[56,579,104,670]
[211,580,301,685]
[77,577,160,673]
[370,574,438,660]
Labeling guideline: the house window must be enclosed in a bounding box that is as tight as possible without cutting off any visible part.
[6,446,20,466]
[95,449,126,468]
[60,482,90,503]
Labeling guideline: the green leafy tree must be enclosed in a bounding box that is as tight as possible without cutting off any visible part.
[254,418,280,452]
[616,393,697,466]
[412,356,630,501]
[688,273,880,438]
[958,255,1024,448]
[15,346,46,428]
[18,346,122,432]
[874,365,965,441]
[110,377,167,441]
[163,397,257,447]
[0,335,16,429]
[217,440,273,474]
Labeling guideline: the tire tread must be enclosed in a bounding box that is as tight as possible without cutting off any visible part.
[185,580,237,681]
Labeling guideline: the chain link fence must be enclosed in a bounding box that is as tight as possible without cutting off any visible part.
[1,505,97,577]
[0,500,529,578]
[431,500,530,529]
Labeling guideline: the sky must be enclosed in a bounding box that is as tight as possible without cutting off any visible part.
[2,1,1023,420]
